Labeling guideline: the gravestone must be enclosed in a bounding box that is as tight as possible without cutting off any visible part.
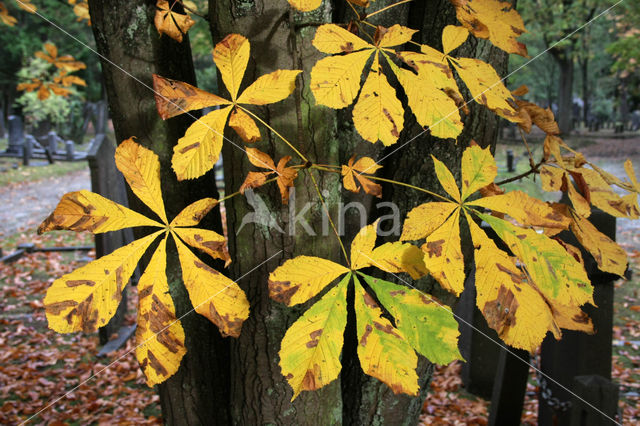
[538,208,619,425]
[47,131,58,156]
[65,140,75,161]
[87,134,137,345]
[7,115,24,155]
[569,375,619,426]
[23,135,35,166]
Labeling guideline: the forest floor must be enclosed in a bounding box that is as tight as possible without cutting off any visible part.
[0,132,638,424]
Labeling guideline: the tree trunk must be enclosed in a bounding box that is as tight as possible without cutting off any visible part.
[88,1,231,424]
[209,0,507,424]
[552,49,574,135]
[581,57,589,125]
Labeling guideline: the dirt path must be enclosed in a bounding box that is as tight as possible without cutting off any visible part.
[0,169,90,238]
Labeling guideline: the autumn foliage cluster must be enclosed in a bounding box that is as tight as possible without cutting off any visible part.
[23,0,640,401]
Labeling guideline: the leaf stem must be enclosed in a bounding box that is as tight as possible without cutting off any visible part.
[518,127,536,168]
[365,175,453,202]
[238,105,309,163]
[495,159,545,185]
[307,170,351,267]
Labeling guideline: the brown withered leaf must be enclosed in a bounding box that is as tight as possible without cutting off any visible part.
[341,156,382,198]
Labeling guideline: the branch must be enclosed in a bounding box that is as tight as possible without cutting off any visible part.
[495,159,546,186]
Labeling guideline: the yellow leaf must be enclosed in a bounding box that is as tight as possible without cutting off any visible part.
[460,144,497,200]
[352,54,404,146]
[432,155,461,202]
[540,165,565,192]
[152,74,230,120]
[571,168,640,219]
[401,202,458,241]
[154,0,195,43]
[468,190,570,230]
[279,273,350,400]
[367,242,429,279]
[362,274,463,365]
[442,25,469,55]
[467,215,560,352]
[421,209,465,295]
[268,256,349,306]
[624,159,639,191]
[399,48,458,94]
[170,198,218,227]
[312,24,373,54]
[171,106,232,180]
[213,34,250,102]
[452,58,521,123]
[478,212,593,308]
[173,227,230,266]
[135,238,186,386]
[310,49,373,109]
[354,277,419,396]
[116,138,169,224]
[392,64,463,139]
[239,171,271,193]
[275,156,298,204]
[286,0,322,12]
[569,212,627,277]
[350,219,379,270]
[228,107,260,143]
[567,178,592,218]
[450,0,527,57]
[237,70,302,105]
[377,24,417,48]
[44,231,161,333]
[245,147,276,170]
[16,0,36,13]
[38,190,162,234]
[341,156,382,198]
[174,236,249,337]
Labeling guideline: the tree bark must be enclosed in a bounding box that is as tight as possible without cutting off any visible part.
[88,1,231,424]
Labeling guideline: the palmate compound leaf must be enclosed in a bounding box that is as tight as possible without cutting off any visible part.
[40,138,248,385]
[154,0,195,43]
[153,33,301,180]
[400,144,597,350]
[135,237,187,386]
[341,156,382,198]
[238,148,299,204]
[449,0,528,57]
[279,273,350,400]
[271,221,435,399]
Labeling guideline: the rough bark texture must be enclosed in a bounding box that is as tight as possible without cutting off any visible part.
[88,1,231,424]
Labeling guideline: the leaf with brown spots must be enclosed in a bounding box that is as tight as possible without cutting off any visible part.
[422,209,465,296]
[135,238,187,386]
[170,197,218,227]
[268,256,349,306]
[349,219,379,270]
[38,190,162,234]
[44,231,161,334]
[152,74,230,120]
[279,273,350,400]
[173,227,230,267]
[362,274,462,365]
[366,242,429,280]
[174,237,249,337]
[341,156,383,198]
[241,148,298,204]
[228,107,261,143]
[354,276,419,396]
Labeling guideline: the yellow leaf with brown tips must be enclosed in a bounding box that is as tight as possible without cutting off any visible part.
[38,190,162,234]
[286,0,322,12]
[171,106,232,181]
[173,227,230,266]
[228,108,260,143]
[213,34,250,102]
[170,198,218,227]
[135,238,186,386]
[116,138,169,224]
[279,273,350,400]
[174,236,249,337]
[152,74,230,120]
[245,147,276,171]
[44,231,161,334]
[239,171,272,193]
[450,0,528,57]
[341,156,382,198]
[268,256,349,306]
[377,24,418,48]
[354,277,419,396]
[154,0,195,43]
